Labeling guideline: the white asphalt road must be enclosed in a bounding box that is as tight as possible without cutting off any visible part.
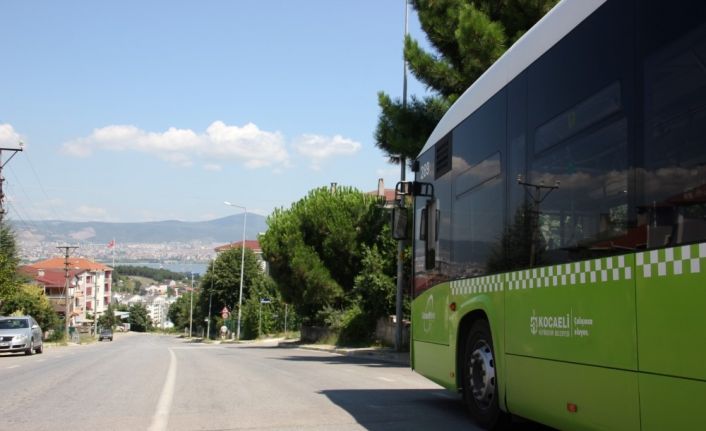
[0,333,546,430]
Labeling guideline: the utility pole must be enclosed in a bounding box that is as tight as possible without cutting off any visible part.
[517,175,560,267]
[0,143,24,226]
[189,272,194,338]
[57,246,78,338]
[395,0,410,352]
[93,270,99,337]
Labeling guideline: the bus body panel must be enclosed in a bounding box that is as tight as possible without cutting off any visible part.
[411,283,452,346]
[411,284,454,389]
[505,255,638,370]
[451,278,507,411]
[639,373,706,430]
[407,0,706,428]
[506,354,640,431]
[636,244,706,380]
[411,340,455,390]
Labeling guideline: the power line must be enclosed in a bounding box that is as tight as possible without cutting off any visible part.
[19,149,65,221]
[0,144,24,226]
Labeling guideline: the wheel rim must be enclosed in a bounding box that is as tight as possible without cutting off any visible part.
[468,340,496,410]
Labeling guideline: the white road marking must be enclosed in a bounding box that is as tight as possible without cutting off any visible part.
[7,365,20,369]
[377,377,395,383]
[148,348,177,431]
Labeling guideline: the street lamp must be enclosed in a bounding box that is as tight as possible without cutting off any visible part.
[224,201,247,341]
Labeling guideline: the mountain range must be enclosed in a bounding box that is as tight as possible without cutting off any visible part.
[8,213,268,244]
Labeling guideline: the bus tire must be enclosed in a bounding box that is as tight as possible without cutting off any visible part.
[463,320,504,430]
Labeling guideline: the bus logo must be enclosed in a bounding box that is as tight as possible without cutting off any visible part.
[530,309,571,337]
[419,161,432,180]
[422,295,435,333]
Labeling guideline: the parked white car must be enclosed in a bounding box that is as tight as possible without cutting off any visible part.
[0,316,44,355]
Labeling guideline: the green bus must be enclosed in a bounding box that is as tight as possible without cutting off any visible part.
[401,0,706,429]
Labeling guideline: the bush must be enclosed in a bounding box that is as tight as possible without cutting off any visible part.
[338,304,375,346]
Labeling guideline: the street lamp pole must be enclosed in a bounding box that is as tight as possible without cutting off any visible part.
[224,201,247,341]
[189,272,194,337]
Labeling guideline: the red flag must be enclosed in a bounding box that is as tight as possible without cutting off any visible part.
[107,239,115,248]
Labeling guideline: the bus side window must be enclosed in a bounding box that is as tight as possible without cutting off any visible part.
[425,200,438,270]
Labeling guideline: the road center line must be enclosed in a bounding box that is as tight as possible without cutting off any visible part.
[148,348,177,431]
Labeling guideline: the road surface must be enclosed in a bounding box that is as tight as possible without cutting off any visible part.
[0,333,543,430]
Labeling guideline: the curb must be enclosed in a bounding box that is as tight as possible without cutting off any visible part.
[278,341,410,366]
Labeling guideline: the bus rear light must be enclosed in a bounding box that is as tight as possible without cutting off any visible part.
[449,302,457,312]
[567,403,578,413]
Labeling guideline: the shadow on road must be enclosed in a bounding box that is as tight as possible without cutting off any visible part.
[322,388,469,430]
[321,388,555,431]
[269,351,405,368]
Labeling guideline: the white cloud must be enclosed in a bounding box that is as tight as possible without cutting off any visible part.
[0,124,23,147]
[203,163,222,172]
[63,121,289,170]
[294,134,361,169]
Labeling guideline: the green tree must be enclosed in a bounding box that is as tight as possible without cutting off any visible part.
[167,292,198,333]
[0,226,20,308]
[240,276,285,339]
[197,247,263,336]
[0,284,59,331]
[375,0,558,161]
[352,245,397,322]
[128,303,152,332]
[260,186,395,325]
[97,303,119,329]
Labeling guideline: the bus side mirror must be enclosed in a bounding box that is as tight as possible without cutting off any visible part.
[391,207,408,240]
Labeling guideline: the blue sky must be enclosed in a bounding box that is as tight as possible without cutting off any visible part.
[0,1,430,223]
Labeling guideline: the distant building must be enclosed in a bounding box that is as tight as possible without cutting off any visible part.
[20,258,113,325]
[366,178,397,209]
[214,240,267,273]
[145,295,168,328]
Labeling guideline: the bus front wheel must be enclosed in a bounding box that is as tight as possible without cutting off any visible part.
[463,320,502,429]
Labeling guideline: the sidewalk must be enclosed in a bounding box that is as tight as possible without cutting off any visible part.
[277,340,410,366]
[179,336,411,366]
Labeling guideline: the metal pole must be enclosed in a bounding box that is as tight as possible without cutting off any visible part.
[207,291,212,339]
[395,0,410,352]
[0,144,24,226]
[94,270,98,337]
[258,300,262,338]
[225,202,247,341]
[57,246,78,338]
[284,303,288,337]
[189,272,194,337]
[236,211,246,340]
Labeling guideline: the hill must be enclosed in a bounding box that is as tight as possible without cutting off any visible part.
[8,213,268,244]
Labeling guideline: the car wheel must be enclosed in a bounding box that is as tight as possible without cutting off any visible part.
[463,320,506,429]
[36,341,43,354]
[25,339,35,356]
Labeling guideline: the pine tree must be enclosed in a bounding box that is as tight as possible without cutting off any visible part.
[375,0,558,161]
